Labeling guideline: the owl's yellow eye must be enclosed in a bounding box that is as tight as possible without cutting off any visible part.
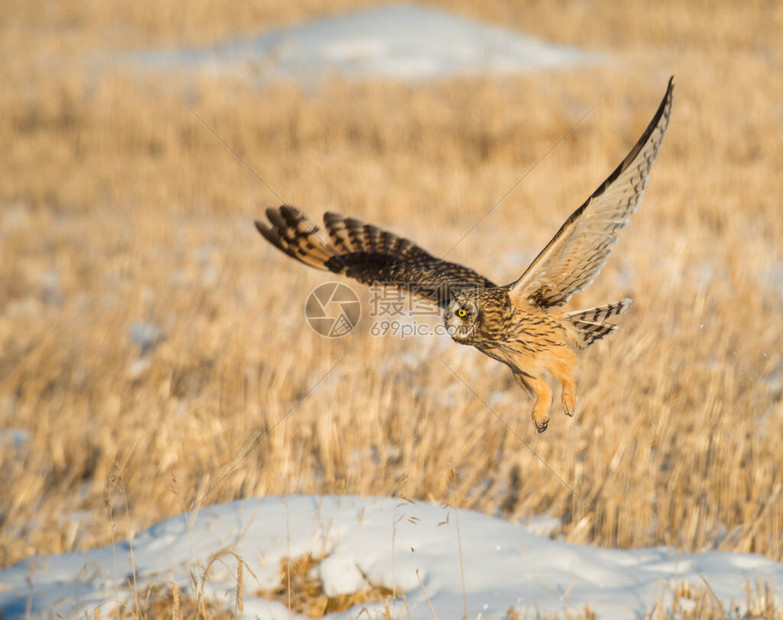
[457,308,467,318]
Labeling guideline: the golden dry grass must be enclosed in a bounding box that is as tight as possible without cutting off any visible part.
[1,0,782,616]
[122,582,235,620]
[256,551,395,617]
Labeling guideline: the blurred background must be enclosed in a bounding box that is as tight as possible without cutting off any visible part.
[1,0,781,577]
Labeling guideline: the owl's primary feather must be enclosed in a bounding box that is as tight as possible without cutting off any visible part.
[255,78,674,432]
[508,76,674,309]
[256,206,495,307]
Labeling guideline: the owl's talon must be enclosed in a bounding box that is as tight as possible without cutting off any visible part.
[534,416,549,433]
[562,395,575,417]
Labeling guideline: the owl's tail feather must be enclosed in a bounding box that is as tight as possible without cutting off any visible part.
[566,298,632,348]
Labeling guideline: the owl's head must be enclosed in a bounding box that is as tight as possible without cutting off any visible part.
[445,294,479,341]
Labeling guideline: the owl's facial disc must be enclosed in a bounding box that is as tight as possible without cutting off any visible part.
[445,297,479,341]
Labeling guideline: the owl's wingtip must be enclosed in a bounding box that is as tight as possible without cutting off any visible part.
[279,204,303,219]
[254,220,279,249]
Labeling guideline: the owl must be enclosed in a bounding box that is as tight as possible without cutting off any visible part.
[256,78,674,432]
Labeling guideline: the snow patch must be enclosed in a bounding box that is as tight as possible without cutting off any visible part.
[0,496,780,619]
[129,4,602,84]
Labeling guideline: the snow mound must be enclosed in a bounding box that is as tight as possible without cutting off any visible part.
[1,495,780,618]
[133,4,601,83]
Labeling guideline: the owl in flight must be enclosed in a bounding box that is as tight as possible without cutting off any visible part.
[257,78,673,432]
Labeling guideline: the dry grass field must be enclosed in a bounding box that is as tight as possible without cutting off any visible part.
[1,0,782,616]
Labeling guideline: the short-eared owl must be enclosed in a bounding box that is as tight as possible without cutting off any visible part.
[257,78,674,432]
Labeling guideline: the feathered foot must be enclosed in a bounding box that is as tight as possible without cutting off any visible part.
[514,373,552,433]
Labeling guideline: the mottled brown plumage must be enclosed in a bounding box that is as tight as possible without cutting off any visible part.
[256,205,495,306]
[256,78,674,432]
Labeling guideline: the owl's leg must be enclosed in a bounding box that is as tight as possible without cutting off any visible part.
[548,349,578,417]
[513,373,552,433]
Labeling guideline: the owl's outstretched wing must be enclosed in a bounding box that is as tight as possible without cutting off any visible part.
[508,77,674,309]
[256,206,495,307]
